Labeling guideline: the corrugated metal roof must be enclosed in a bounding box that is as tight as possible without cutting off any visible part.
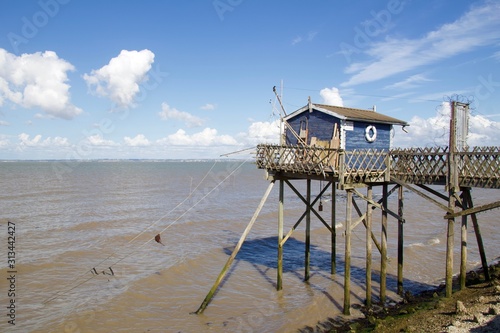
[285,103,409,126]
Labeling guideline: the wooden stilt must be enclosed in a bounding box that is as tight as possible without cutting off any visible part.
[305,179,311,281]
[446,100,458,298]
[331,183,336,275]
[343,189,352,315]
[380,183,388,305]
[194,182,275,314]
[460,189,468,290]
[446,190,456,298]
[464,189,490,281]
[397,185,404,296]
[278,179,284,291]
[366,185,373,308]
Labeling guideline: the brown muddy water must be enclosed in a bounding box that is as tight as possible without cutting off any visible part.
[0,160,499,332]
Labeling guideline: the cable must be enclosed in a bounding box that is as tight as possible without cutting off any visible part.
[43,159,249,304]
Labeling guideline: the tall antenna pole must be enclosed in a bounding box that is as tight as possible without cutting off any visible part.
[273,85,287,145]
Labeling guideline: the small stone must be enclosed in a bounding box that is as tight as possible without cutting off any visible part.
[432,292,439,298]
[456,300,467,316]
[487,307,497,315]
[495,285,500,294]
[473,313,485,324]
[478,295,486,303]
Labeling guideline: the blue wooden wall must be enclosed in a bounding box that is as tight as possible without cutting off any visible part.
[345,121,391,151]
[286,110,339,144]
[285,110,392,150]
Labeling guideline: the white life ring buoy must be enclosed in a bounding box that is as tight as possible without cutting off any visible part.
[365,125,377,142]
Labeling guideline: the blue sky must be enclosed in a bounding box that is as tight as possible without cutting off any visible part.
[1,0,499,159]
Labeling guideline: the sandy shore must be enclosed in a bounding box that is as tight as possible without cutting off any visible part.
[300,260,500,332]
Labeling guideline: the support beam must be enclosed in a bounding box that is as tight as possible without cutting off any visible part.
[344,190,352,315]
[380,183,388,305]
[460,190,468,290]
[464,189,490,281]
[397,185,404,296]
[305,179,311,281]
[351,199,382,254]
[194,181,275,314]
[366,186,373,308]
[331,183,336,275]
[444,201,500,219]
[391,177,452,213]
[278,179,284,291]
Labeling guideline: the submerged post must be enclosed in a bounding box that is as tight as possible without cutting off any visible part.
[331,183,336,275]
[366,185,373,308]
[343,189,352,315]
[194,182,275,314]
[460,189,468,290]
[278,179,284,290]
[380,183,388,304]
[397,185,404,295]
[305,179,311,281]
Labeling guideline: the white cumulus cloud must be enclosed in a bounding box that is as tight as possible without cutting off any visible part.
[124,134,150,146]
[393,102,500,147]
[86,134,117,146]
[18,133,70,147]
[83,49,155,107]
[241,120,281,145]
[200,103,216,110]
[0,48,82,119]
[320,87,344,106]
[159,102,204,127]
[159,128,237,146]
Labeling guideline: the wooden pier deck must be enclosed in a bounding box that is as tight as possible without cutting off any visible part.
[256,144,500,189]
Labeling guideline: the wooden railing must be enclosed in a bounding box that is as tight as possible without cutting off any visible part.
[256,144,500,188]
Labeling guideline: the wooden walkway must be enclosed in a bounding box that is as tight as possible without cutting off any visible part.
[256,145,500,189]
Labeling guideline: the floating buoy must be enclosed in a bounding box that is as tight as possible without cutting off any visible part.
[155,234,165,246]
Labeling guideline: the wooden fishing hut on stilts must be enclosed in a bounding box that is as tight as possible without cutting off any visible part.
[195,98,500,316]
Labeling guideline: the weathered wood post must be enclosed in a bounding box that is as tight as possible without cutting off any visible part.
[464,189,490,281]
[331,183,336,275]
[194,182,275,314]
[366,185,373,308]
[278,179,284,291]
[460,189,468,290]
[343,189,352,315]
[380,183,388,304]
[446,101,458,298]
[305,179,311,281]
[397,185,404,296]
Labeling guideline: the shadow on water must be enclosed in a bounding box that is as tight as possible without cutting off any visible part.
[224,236,436,298]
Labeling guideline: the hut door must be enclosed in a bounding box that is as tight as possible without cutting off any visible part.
[299,118,308,145]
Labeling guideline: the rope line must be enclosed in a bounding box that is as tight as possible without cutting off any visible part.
[43,159,247,304]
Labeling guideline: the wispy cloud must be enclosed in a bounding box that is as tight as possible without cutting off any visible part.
[200,103,216,110]
[384,74,434,90]
[159,102,204,128]
[291,31,318,45]
[342,1,500,86]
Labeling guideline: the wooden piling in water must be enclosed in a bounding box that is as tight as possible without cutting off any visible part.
[305,179,311,281]
[366,185,373,308]
[278,179,284,291]
[194,182,275,314]
[344,189,352,315]
[380,183,388,304]
[397,185,404,296]
[460,189,468,290]
[331,184,336,275]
